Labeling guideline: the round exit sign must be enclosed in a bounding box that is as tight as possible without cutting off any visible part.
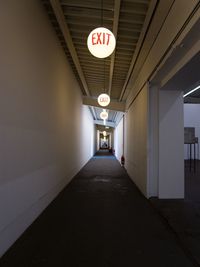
[100,111,108,120]
[87,27,116,58]
[98,93,110,107]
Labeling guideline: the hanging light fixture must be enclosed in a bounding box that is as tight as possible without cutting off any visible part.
[87,0,116,58]
[97,60,110,107]
[98,93,110,107]
[103,131,107,136]
[87,27,116,58]
[100,109,108,120]
[87,0,113,107]
[96,32,110,108]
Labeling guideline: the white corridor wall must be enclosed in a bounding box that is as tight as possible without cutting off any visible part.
[0,0,94,256]
[159,90,184,199]
[184,104,200,160]
[114,117,123,162]
[125,85,148,197]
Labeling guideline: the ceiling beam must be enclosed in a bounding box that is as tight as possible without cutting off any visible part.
[94,120,116,128]
[50,0,98,120]
[184,97,200,104]
[50,0,90,96]
[82,96,125,112]
[119,0,158,101]
[108,0,121,96]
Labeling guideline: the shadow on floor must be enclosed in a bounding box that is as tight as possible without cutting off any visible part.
[0,152,197,266]
[150,160,200,266]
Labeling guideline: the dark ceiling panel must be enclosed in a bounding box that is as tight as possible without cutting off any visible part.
[42,0,152,124]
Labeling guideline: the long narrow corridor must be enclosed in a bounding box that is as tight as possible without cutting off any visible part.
[0,151,196,267]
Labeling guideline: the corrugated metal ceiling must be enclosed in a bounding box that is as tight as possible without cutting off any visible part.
[41,0,152,125]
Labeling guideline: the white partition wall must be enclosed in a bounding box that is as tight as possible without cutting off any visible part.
[96,130,100,151]
[125,85,148,197]
[159,90,184,199]
[114,117,124,162]
[125,84,185,199]
[147,85,159,197]
[184,104,200,160]
[0,0,94,256]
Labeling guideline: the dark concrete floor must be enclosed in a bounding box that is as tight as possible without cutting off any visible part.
[0,151,197,267]
[151,160,200,266]
[185,160,200,201]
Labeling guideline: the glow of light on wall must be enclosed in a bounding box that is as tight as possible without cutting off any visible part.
[183,85,200,98]
[97,93,110,107]
[87,27,116,58]
[103,131,107,136]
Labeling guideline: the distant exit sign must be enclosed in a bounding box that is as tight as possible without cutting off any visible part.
[98,93,110,107]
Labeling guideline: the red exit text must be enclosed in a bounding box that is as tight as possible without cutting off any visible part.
[92,32,112,45]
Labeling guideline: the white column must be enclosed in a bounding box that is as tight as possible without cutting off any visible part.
[159,89,184,198]
[97,130,100,151]
[147,85,159,197]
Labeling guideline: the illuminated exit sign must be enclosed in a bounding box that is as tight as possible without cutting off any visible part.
[98,93,110,107]
[87,27,116,58]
